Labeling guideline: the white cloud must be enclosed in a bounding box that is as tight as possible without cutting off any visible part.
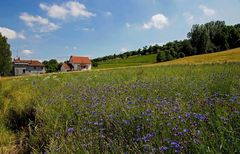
[19,13,60,32]
[40,3,68,19]
[121,48,128,52]
[20,50,33,55]
[0,27,25,40]
[183,12,194,23]
[82,28,95,32]
[126,23,131,29]
[199,5,216,16]
[104,11,112,16]
[143,13,168,29]
[40,1,95,20]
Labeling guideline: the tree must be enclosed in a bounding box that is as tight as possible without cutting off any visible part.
[180,40,194,56]
[165,50,174,61]
[177,52,185,58]
[0,33,12,76]
[43,59,59,73]
[92,61,98,67]
[156,51,166,62]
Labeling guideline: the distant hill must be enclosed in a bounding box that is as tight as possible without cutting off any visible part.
[156,47,240,66]
[96,54,157,68]
[95,48,240,69]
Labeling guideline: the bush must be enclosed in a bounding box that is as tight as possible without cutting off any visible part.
[156,51,166,62]
[92,61,98,67]
[177,52,185,58]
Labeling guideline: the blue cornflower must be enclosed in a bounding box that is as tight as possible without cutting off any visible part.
[128,101,133,105]
[172,126,178,131]
[195,114,207,121]
[171,141,180,149]
[159,146,168,151]
[67,128,74,134]
[185,113,191,118]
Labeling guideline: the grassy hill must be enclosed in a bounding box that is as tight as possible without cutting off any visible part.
[96,48,240,69]
[96,54,157,68]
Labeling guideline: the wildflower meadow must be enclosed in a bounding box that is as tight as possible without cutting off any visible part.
[0,63,240,153]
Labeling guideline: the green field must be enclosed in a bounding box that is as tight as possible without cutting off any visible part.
[96,48,240,69]
[96,54,157,68]
[1,61,240,153]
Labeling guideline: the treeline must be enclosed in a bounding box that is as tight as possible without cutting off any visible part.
[93,21,240,63]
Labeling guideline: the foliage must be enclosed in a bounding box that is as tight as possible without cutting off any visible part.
[157,51,166,62]
[92,61,98,67]
[0,33,12,76]
[43,59,59,73]
[0,63,240,153]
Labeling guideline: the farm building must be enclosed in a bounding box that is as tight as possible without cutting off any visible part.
[67,56,92,71]
[60,62,73,72]
[13,58,45,76]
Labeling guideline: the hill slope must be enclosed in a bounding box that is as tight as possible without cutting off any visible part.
[96,48,240,69]
[157,47,240,66]
[96,54,157,68]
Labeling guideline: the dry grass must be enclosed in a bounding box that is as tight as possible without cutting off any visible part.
[158,47,240,65]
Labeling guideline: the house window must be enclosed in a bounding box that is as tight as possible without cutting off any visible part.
[23,69,26,74]
[34,66,37,70]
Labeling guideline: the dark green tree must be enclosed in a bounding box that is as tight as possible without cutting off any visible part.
[156,51,166,62]
[43,59,59,73]
[0,33,12,76]
[180,39,194,56]
[92,61,98,67]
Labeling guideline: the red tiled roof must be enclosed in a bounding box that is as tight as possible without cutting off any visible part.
[62,63,73,70]
[70,56,92,64]
[14,59,44,67]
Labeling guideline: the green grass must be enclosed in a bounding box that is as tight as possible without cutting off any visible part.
[96,54,157,68]
[0,63,240,153]
[96,48,240,69]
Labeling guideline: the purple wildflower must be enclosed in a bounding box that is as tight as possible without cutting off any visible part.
[67,128,74,134]
[159,146,168,151]
[171,141,180,149]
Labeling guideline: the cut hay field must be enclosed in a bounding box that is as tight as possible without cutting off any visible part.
[0,62,240,153]
[96,48,240,68]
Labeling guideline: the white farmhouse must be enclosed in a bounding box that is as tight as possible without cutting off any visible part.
[68,56,92,71]
[13,58,45,76]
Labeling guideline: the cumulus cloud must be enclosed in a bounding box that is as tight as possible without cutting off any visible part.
[19,13,60,32]
[40,1,95,20]
[143,13,168,29]
[0,27,25,40]
[20,50,33,55]
[199,5,216,16]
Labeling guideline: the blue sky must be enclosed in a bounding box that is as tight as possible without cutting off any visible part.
[0,0,240,61]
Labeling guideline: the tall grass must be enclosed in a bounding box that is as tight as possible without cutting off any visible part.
[0,63,240,153]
